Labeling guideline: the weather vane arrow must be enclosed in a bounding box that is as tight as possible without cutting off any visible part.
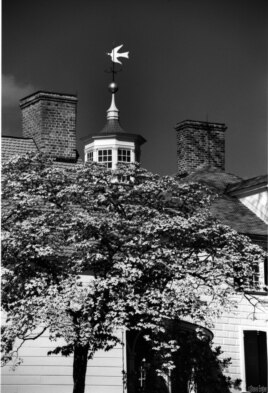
[107,44,129,65]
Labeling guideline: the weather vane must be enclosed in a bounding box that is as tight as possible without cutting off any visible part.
[106,44,129,82]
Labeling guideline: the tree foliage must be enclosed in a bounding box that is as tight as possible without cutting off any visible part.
[1,153,264,393]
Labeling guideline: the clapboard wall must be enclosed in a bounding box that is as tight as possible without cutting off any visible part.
[212,294,268,392]
[1,331,126,393]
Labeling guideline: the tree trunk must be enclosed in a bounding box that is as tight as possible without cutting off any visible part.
[73,344,89,393]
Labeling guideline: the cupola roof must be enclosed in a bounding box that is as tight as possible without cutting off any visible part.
[99,81,127,135]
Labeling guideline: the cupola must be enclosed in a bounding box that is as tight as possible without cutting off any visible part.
[83,78,146,169]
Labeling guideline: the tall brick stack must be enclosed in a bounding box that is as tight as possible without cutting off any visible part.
[175,120,226,176]
[20,91,78,161]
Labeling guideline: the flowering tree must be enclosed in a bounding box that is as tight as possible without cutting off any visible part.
[1,153,264,393]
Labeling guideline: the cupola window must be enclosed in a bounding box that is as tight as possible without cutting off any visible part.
[118,148,131,162]
[87,151,93,162]
[98,149,112,168]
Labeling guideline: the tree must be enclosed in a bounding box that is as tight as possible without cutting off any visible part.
[1,152,264,393]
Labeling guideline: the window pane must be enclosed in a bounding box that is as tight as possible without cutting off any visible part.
[87,151,93,161]
[118,149,131,162]
[98,149,112,163]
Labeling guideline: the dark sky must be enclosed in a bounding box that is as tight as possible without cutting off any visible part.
[2,0,267,178]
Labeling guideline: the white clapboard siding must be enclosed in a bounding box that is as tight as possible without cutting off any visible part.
[16,346,123,358]
[1,329,125,393]
[3,386,122,393]
[3,365,123,376]
[18,356,122,367]
[2,375,123,385]
[212,294,268,390]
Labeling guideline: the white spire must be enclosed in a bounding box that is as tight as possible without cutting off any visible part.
[107,93,119,120]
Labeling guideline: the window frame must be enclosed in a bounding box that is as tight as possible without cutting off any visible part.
[235,259,268,296]
[86,150,94,162]
[118,148,131,163]
[98,149,113,168]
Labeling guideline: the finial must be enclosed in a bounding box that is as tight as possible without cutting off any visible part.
[107,82,119,120]
[108,81,118,94]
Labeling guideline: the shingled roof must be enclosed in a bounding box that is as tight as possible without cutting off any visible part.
[227,174,268,194]
[99,119,127,135]
[210,195,267,237]
[2,136,39,162]
[177,166,268,239]
[176,166,243,192]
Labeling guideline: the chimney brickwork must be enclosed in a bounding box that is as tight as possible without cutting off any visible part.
[175,120,226,175]
[20,91,78,161]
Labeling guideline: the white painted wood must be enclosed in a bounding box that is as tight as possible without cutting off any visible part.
[3,365,122,376]
[14,346,123,357]
[18,356,122,367]
[1,333,125,393]
[3,386,123,393]
[14,386,122,393]
[239,190,268,224]
[3,375,123,385]
[84,138,136,169]
[212,295,268,393]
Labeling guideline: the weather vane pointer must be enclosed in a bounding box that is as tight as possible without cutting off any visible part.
[107,44,129,65]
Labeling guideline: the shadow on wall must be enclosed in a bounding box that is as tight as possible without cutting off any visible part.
[126,322,240,393]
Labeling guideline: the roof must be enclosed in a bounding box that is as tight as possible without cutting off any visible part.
[210,195,267,236]
[175,166,243,192]
[82,119,147,146]
[177,166,268,238]
[99,119,127,135]
[1,136,82,166]
[227,174,268,195]
[1,136,39,162]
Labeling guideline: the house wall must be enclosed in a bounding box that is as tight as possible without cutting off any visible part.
[1,331,126,393]
[1,275,126,393]
[212,294,268,392]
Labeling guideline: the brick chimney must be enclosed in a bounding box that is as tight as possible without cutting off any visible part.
[175,120,226,176]
[20,91,78,161]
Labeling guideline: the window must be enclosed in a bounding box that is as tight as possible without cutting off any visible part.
[264,257,268,287]
[250,259,267,292]
[118,149,131,163]
[235,259,268,293]
[98,149,112,168]
[243,330,267,391]
[87,151,93,162]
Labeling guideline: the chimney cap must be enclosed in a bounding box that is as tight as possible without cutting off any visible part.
[175,119,227,131]
[20,90,78,109]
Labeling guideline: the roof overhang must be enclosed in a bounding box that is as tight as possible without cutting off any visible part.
[82,133,146,146]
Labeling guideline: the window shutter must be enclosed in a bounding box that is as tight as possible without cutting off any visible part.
[244,330,267,389]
